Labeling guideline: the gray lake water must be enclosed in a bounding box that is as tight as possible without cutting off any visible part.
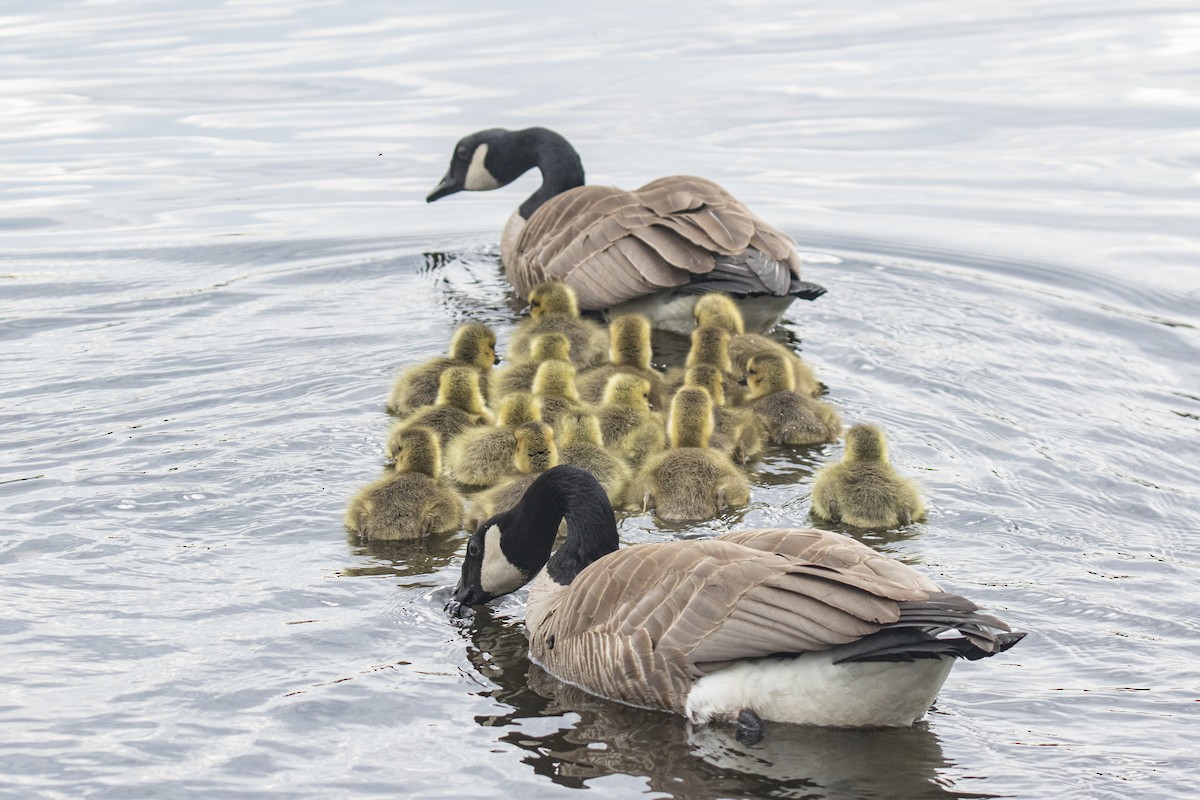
[2,2,1198,798]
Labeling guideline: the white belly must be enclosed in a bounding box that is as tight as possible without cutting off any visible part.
[686,652,956,728]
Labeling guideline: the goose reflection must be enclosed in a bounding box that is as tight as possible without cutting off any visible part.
[461,606,983,799]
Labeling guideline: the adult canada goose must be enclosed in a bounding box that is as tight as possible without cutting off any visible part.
[453,466,1024,729]
[811,424,926,529]
[507,282,607,369]
[491,332,571,397]
[693,293,823,398]
[594,373,666,468]
[385,367,492,459]
[446,392,542,488]
[576,314,669,409]
[684,364,764,464]
[465,420,558,529]
[744,354,841,446]
[626,387,749,520]
[385,322,497,416]
[555,410,632,505]
[427,127,826,333]
[345,426,462,539]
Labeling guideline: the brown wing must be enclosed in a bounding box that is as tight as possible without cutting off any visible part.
[534,529,938,712]
[512,178,802,309]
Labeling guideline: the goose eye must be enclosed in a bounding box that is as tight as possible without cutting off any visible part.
[456,145,469,160]
[467,540,481,557]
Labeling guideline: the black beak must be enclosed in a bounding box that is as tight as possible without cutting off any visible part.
[737,375,748,386]
[427,169,463,203]
[518,304,531,317]
[494,354,501,365]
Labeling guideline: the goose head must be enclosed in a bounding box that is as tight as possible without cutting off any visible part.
[692,293,746,335]
[668,388,715,448]
[844,424,889,464]
[427,128,585,217]
[392,425,441,477]
[449,322,499,369]
[453,466,618,606]
[437,366,487,413]
[743,354,795,398]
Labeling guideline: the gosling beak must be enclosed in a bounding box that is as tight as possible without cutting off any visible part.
[493,354,502,365]
[737,375,748,386]
[427,169,463,203]
[518,304,531,317]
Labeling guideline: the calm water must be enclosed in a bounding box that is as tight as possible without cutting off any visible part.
[2,2,1198,798]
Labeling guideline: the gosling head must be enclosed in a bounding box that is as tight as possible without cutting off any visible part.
[844,424,889,464]
[608,314,652,369]
[668,388,715,449]
[683,364,726,407]
[449,322,499,369]
[532,360,579,401]
[693,293,745,335]
[497,392,541,428]
[392,426,441,478]
[744,354,795,399]
[513,420,558,473]
[557,410,603,448]
[686,326,732,372]
[530,332,571,363]
[527,281,580,319]
[437,366,487,413]
[602,374,652,412]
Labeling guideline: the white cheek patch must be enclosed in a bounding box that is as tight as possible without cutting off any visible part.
[464,143,500,191]
[479,524,526,595]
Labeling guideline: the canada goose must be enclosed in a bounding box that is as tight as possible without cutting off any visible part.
[507,282,607,369]
[345,426,463,540]
[594,373,666,467]
[811,425,926,529]
[445,392,542,488]
[693,293,823,398]
[427,127,826,333]
[386,322,497,416]
[555,410,632,505]
[385,367,492,459]
[744,354,841,446]
[491,332,571,397]
[465,420,558,529]
[531,360,583,428]
[453,467,1024,729]
[576,314,669,409]
[626,387,749,520]
[684,365,764,464]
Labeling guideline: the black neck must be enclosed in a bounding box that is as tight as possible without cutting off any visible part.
[504,128,585,220]
[498,466,618,585]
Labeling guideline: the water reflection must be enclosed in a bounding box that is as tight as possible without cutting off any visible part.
[461,607,987,799]
[339,529,467,579]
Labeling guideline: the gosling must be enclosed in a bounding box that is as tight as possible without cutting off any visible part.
[507,281,607,369]
[744,354,840,446]
[345,426,463,540]
[555,410,632,505]
[531,360,582,428]
[667,325,744,405]
[684,364,764,464]
[693,293,823,398]
[386,322,497,416]
[385,367,492,459]
[445,392,542,488]
[810,424,926,528]
[594,373,666,468]
[466,420,558,528]
[627,388,750,521]
[491,332,571,397]
[577,314,668,408]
